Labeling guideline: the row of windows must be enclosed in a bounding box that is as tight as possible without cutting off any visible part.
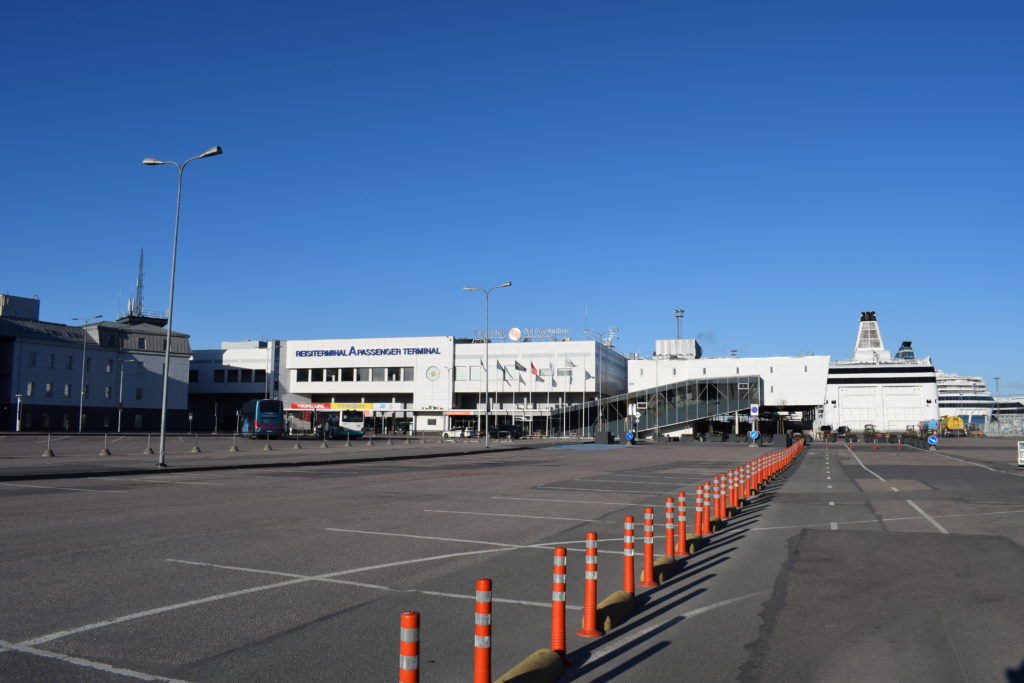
[189,368,268,383]
[24,381,144,400]
[26,353,148,374]
[295,367,415,383]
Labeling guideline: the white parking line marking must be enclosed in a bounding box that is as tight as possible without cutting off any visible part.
[90,476,223,486]
[906,500,949,534]
[537,485,680,495]
[891,486,900,492]
[20,546,513,647]
[0,482,124,493]
[0,639,184,681]
[167,558,581,610]
[830,523,838,531]
[843,446,884,483]
[424,509,619,524]
[492,496,631,506]
[828,502,835,506]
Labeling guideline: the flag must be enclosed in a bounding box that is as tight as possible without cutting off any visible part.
[514,361,526,372]
[530,362,538,375]
[565,359,575,367]
[495,360,504,372]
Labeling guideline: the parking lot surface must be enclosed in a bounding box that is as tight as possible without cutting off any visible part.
[1,434,1022,681]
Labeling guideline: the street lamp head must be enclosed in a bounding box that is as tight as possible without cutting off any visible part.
[200,145,223,158]
[498,281,512,288]
[142,158,165,165]
[463,286,478,291]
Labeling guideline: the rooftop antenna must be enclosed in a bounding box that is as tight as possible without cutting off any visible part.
[133,249,144,316]
[674,309,684,339]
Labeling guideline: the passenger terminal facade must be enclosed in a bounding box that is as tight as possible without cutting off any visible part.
[2,292,995,437]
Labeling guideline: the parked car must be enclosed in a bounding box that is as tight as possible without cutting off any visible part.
[487,423,523,439]
[443,427,477,438]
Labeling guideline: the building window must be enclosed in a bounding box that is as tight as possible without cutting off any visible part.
[137,338,146,350]
[135,387,144,400]
[340,367,354,381]
[254,369,266,383]
[371,367,386,382]
[64,383,72,398]
[356,367,370,381]
[296,368,309,382]
[673,369,677,376]
[387,367,402,381]
[189,369,199,383]
[26,381,34,397]
[227,369,239,382]
[45,383,53,397]
[556,368,571,377]
[241,368,253,382]
[455,366,469,381]
[470,366,482,381]
[310,368,323,382]
[770,366,774,374]
[214,369,225,383]
[804,366,808,372]
[134,414,143,429]
[49,354,55,369]
[106,360,113,373]
[401,367,414,381]
[702,369,707,375]
[28,352,36,367]
[104,386,112,399]
[67,355,74,370]
[324,368,338,382]
[427,418,437,426]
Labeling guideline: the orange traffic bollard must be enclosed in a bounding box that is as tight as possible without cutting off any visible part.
[474,578,492,683]
[664,497,675,558]
[551,547,569,663]
[623,516,635,595]
[676,492,688,556]
[640,508,658,588]
[577,532,604,637]
[693,487,704,539]
[400,611,420,683]
[702,482,713,535]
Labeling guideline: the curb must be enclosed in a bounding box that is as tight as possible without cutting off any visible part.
[0,443,537,483]
[494,648,565,683]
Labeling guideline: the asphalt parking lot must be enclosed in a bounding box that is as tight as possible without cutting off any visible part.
[1,434,1022,681]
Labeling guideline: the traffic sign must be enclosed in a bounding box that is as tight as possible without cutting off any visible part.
[1017,441,1024,467]
[927,435,938,446]
[626,431,635,441]
[750,404,759,416]
[749,430,760,440]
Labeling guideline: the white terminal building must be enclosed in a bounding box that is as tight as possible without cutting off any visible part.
[185,312,946,437]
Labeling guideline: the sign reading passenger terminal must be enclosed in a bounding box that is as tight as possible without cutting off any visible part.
[295,346,442,358]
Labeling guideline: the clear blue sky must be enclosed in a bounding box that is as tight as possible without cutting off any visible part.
[3,1,1021,394]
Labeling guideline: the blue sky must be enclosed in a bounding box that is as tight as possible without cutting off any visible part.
[3,1,1021,394]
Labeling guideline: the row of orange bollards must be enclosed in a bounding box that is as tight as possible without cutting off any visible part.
[397,440,805,680]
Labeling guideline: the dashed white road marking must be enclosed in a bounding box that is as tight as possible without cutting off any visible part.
[750,507,1024,532]
[830,523,838,531]
[0,639,184,681]
[906,500,949,534]
[828,502,835,506]
[583,593,762,668]
[891,486,900,492]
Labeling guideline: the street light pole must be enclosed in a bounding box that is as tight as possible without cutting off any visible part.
[71,315,102,432]
[143,146,222,467]
[464,282,512,448]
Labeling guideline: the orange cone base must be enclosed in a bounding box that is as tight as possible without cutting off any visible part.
[577,628,605,638]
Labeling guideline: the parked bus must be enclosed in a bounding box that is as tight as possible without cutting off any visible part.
[240,399,285,438]
[328,409,366,439]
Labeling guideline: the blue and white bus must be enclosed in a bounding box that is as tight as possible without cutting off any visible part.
[240,399,285,438]
[327,409,366,439]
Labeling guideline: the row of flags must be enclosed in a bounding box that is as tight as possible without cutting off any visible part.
[482,359,580,385]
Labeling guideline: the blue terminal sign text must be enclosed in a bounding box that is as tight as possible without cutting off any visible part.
[295,346,442,358]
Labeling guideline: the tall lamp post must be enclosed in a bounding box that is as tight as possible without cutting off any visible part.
[72,315,102,432]
[463,282,512,448]
[143,145,223,467]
